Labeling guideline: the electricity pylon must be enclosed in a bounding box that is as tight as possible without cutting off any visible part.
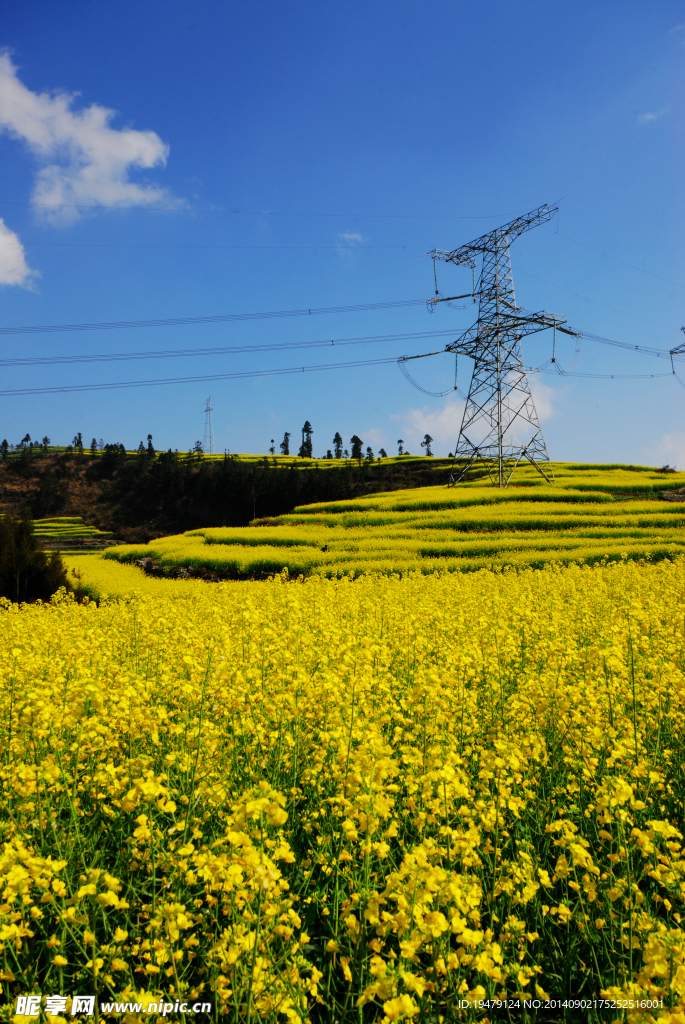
[203,396,215,454]
[429,203,578,488]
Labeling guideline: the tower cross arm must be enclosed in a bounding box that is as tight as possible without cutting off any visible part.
[443,310,576,359]
[428,247,477,270]
[429,203,558,267]
[481,308,579,335]
[671,327,685,356]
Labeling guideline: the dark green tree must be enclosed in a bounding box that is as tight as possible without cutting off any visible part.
[1,440,9,461]
[365,446,374,461]
[269,439,276,455]
[17,435,33,465]
[147,434,155,458]
[280,432,291,456]
[350,435,364,461]
[99,443,127,476]
[192,440,204,460]
[299,421,313,458]
[326,449,333,459]
[0,514,71,603]
[42,436,50,456]
[73,433,83,454]
[90,438,98,455]
[397,439,404,456]
[333,432,343,459]
[421,433,434,457]
[379,448,387,459]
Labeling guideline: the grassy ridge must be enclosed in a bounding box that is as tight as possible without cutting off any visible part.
[103,463,685,579]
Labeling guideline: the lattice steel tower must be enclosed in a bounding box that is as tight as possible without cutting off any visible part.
[203,396,215,455]
[430,203,576,487]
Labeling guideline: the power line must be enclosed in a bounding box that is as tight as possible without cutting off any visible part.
[0,355,400,398]
[512,264,683,334]
[0,327,461,368]
[2,240,433,251]
[540,367,674,381]
[6,193,680,290]
[2,313,680,375]
[0,332,679,399]
[395,319,681,397]
[544,227,683,291]
[0,298,427,337]
[4,206,676,293]
[580,330,683,361]
[0,199,519,220]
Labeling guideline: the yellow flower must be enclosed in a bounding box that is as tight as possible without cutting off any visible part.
[382,994,419,1020]
[3,526,685,1016]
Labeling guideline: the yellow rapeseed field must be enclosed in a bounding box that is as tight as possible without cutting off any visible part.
[104,465,685,579]
[1,559,684,1022]
[64,555,207,600]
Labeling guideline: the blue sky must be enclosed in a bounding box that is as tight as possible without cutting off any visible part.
[0,0,683,464]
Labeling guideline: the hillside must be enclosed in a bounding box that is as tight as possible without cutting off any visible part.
[103,462,685,580]
[0,447,450,542]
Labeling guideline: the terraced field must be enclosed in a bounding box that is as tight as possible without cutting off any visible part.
[103,463,685,578]
[33,516,114,549]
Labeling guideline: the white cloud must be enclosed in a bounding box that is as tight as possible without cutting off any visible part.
[338,231,364,245]
[0,51,180,224]
[390,379,558,456]
[336,230,366,261]
[655,433,685,470]
[637,108,670,124]
[360,427,384,447]
[0,217,37,287]
[528,377,557,421]
[392,397,465,456]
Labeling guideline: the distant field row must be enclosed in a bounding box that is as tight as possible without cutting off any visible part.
[3,448,684,482]
[0,515,113,541]
[104,464,685,578]
[33,517,112,539]
[3,447,445,469]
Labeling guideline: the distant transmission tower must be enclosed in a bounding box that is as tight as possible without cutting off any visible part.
[203,396,215,454]
[428,204,578,488]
